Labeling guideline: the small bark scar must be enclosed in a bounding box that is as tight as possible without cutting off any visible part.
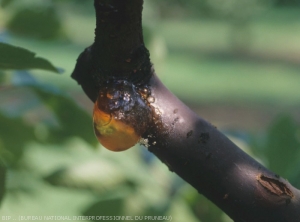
[257,174,294,198]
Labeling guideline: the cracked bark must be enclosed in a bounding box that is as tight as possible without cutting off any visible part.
[71,1,300,221]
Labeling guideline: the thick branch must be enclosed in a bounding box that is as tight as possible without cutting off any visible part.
[72,0,151,101]
[146,74,300,221]
[71,1,300,221]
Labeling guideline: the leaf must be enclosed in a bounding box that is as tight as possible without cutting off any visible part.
[7,6,62,40]
[264,115,300,177]
[0,112,35,165]
[0,42,59,73]
[0,82,96,148]
[167,195,200,222]
[44,160,127,191]
[83,198,124,220]
[31,86,97,147]
[182,186,224,222]
[0,0,14,8]
[288,161,300,189]
[0,70,5,83]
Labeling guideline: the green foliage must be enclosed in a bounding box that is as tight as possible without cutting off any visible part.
[83,198,124,219]
[183,187,224,222]
[7,5,62,40]
[250,114,300,189]
[264,115,300,177]
[0,71,5,84]
[0,42,59,73]
[151,0,209,18]
[275,0,300,7]
[43,157,136,193]
[0,0,13,8]
[32,87,97,147]
[0,112,35,164]
[0,83,96,166]
[265,116,300,175]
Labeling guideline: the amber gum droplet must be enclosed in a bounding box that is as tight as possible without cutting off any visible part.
[147,96,155,103]
[93,99,140,152]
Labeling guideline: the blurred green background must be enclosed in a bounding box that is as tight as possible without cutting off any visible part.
[0,0,300,221]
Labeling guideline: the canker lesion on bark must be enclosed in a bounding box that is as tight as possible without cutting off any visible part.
[71,1,300,221]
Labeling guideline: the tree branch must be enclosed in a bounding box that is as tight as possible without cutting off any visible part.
[72,0,152,101]
[71,1,300,221]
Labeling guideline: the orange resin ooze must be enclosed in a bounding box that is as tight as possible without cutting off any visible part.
[93,80,151,152]
[93,100,140,151]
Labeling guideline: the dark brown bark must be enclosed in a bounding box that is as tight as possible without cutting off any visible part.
[71,1,300,221]
[72,0,152,102]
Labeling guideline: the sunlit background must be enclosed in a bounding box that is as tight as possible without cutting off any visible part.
[0,0,300,221]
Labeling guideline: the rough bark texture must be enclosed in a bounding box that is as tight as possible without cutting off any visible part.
[71,1,300,221]
[72,0,152,102]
